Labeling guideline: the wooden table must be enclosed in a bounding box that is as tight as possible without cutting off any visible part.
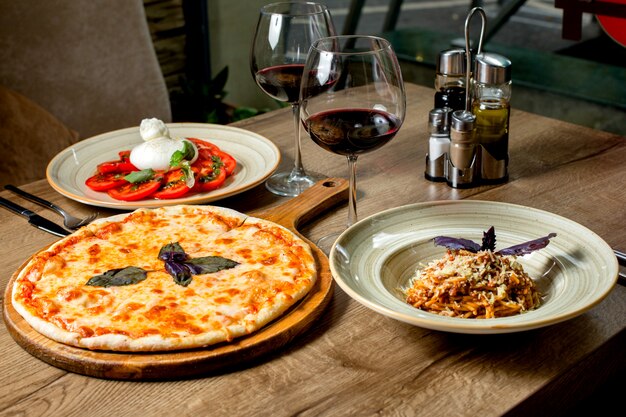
[1,83,624,416]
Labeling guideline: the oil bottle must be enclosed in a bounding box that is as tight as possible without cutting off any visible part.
[472,53,512,183]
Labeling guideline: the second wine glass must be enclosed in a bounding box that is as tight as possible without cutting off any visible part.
[300,35,406,253]
[250,2,336,197]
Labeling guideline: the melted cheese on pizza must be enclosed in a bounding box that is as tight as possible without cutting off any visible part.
[12,206,317,351]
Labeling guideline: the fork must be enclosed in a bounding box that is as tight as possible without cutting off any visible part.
[4,184,98,229]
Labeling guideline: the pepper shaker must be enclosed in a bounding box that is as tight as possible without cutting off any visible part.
[446,110,477,188]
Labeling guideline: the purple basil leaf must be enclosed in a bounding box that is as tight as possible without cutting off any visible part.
[164,261,193,287]
[480,226,496,251]
[497,233,557,256]
[433,236,481,252]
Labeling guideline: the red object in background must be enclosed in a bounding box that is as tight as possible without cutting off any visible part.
[597,0,626,47]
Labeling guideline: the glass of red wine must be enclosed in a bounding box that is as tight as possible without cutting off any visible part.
[250,2,336,197]
[300,35,406,253]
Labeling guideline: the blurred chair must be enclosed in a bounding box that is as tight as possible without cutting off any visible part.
[0,0,171,186]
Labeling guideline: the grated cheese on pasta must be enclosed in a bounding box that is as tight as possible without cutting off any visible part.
[403,249,540,319]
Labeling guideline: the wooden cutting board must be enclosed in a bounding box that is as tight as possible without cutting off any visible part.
[3,178,348,380]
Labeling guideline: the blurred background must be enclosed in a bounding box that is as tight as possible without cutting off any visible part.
[148,0,625,134]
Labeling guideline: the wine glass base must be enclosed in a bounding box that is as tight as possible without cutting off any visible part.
[265,170,326,197]
[315,232,342,256]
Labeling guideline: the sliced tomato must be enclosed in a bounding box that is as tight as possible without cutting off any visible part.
[153,170,191,199]
[191,157,216,182]
[186,138,235,175]
[85,172,128,191]
[154,182,191,199]
[195,167,226,192]
[107,174,164,201]
[97,150,138,174]
[97,160,138,174]
[197,147,215,161]
[213,150,236,176]
[187,137,220,153]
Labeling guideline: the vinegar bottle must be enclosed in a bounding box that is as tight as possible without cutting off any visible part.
[434,48,466,111]
[472,53,512,183]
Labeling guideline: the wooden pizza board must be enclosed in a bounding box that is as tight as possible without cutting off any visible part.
[3,178,348,380]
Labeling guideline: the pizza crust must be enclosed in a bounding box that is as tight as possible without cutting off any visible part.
[12,205,317,352]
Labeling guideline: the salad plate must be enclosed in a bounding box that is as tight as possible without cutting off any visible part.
[47,123,281,210]
[329,200,618,334]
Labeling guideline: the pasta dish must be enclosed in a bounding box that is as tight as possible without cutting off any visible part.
[403,249,541,319]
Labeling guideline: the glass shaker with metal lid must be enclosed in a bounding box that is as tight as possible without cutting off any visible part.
[434,48,467,111]
[472,53,512,183]
[424,107,452,182]
[446,110,477,188]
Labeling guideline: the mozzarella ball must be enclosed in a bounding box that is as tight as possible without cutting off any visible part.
[139,118,170,142]
[130,138,198,171]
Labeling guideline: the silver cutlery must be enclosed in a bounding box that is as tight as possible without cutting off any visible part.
[615,250,626,285]
[5,184,97,229]
[0,197,70,237]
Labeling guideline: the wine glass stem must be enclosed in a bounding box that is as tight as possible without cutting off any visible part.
[290,103,305,179]
[347,154,358,227]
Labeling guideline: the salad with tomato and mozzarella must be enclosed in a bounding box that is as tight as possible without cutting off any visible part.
[85,118,236,201]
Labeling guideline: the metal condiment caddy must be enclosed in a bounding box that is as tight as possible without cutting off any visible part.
[424,7,512,188]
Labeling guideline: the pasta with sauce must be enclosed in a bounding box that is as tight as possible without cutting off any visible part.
[403,249,541,319]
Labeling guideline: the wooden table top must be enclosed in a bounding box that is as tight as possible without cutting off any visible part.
[1,83,624,416]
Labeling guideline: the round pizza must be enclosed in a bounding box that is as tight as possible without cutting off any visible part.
[11,205,317,352]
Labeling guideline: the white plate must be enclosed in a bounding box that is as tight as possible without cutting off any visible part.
[47,123,281,210]
[329,200,618,334]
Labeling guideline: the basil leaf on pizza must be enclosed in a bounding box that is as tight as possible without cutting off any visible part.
[86,266,147,287]
[11,206,318,352]
[158,241,239,286]
[185,256,239,274]
[158,242,188,262]
[164,260,193,287]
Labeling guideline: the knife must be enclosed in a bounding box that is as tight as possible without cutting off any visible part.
[0,196,70,237]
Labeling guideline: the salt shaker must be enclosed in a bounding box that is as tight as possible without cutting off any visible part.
[446,110,477,188]
[434,48,467,111]
[472,53,512,183]
[425,108,452,182]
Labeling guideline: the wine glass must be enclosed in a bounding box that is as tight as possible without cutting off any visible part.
[250,2,336,197]
[300,35,406,253]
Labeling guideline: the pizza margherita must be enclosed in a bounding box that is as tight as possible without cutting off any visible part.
[11,205,317,352]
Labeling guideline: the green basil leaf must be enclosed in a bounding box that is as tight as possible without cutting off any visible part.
[185,256,239,274]
[124,169,155,183]
[158,242,187,262]
[170,140,196,168]
[170,151,184,168]
[86,266,147,287]
[211,155,224,171]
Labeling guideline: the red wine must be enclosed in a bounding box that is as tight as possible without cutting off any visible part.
[255,64,303,103]
[305,108,401,155]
